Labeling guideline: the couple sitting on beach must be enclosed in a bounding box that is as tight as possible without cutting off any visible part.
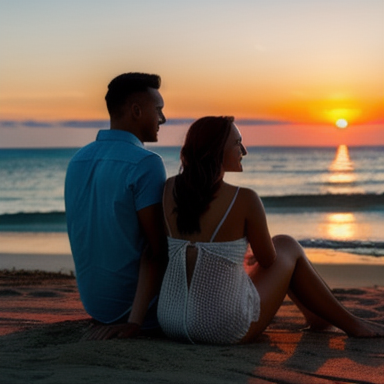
[65,72,384,343]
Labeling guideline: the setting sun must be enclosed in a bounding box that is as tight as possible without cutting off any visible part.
[336,119,348,129]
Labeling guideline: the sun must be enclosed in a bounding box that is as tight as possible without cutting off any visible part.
[335,118,348,129]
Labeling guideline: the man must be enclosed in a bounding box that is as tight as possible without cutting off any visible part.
[65,73,168,339]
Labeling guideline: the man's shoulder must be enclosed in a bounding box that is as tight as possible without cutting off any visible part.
[67,141,97,163]
[69,140,162,164]
[132,144,159,158]
[134,148,166,177]
[118,145,163,170]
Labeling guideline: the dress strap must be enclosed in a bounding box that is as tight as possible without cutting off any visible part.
[210,187,240,242]
[164,214,173,237]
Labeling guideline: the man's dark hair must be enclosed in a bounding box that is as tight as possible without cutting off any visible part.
[105,72,161,118]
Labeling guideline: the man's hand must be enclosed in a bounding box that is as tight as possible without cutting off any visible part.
[82,322,141,341]
[246,254,258,266]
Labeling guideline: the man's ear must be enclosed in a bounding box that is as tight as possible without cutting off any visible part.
[131,103,142,119]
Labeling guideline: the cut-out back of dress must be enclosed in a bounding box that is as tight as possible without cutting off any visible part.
[165,188,241,289]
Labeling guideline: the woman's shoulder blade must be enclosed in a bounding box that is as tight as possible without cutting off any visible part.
[238,186,259,199]
[237,187,265,216]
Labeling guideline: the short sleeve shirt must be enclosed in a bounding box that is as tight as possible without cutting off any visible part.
[64,129,166,323]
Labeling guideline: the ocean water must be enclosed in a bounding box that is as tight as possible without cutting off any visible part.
[1,145,384,262]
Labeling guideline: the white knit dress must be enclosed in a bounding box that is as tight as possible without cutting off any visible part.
[157,189,260,344]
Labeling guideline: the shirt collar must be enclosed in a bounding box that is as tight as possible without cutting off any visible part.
[96,129,144,148]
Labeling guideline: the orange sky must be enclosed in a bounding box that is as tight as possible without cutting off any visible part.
[0,0,383,147]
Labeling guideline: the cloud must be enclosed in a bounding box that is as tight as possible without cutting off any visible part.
[0,120,56,128]
[61,120,109,128]
[164,119,195,125]
[236,118,291,126]
[0,118,291,129]
[0,120,108,129]
[164,118,291,126]
[0,121,17,128]
[23,120,55,128]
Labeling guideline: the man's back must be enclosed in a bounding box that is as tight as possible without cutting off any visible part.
[65,129,166,324]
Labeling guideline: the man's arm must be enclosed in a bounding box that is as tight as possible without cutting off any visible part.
[128,202,168,325]
[83,202,167,340]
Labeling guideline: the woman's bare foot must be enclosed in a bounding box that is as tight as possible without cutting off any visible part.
[290,293,334,332]
[347,319,384,338]
[302,312,334,332]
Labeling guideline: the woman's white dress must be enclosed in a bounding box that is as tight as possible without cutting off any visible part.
[157,188,260,344]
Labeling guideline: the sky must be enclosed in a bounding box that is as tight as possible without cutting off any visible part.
[0,0,383,147]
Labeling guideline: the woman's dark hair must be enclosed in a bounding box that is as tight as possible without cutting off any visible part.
[173,116,234,234]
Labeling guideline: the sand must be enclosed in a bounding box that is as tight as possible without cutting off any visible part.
[0,268,384,384]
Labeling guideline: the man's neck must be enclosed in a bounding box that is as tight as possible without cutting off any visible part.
[110,124,143,143]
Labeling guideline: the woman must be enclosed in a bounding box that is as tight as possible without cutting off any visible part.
[157,116,384,344]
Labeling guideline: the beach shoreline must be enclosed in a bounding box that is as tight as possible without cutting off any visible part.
[1,269,383,384]
[2,250,384,290]
[1,227,384,383]
[1,230,384,289]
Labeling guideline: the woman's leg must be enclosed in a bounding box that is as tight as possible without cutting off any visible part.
[242,234,384,342]
[288,290,332,331]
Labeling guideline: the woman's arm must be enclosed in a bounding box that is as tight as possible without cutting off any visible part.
[242,188,276,268]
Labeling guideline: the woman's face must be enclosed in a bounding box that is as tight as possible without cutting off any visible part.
[222,124,247,173]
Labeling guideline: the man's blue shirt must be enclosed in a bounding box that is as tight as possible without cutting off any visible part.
[65,129,166,323]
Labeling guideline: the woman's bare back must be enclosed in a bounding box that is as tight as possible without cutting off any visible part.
[163,177,246,243]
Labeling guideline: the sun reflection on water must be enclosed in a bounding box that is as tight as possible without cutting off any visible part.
[321,146,360,240]
[328,144,356,185]
[325,213,356,240]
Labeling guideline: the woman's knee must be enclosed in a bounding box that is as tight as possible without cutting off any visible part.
[272,234,302,263]
[272,234,297,249]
